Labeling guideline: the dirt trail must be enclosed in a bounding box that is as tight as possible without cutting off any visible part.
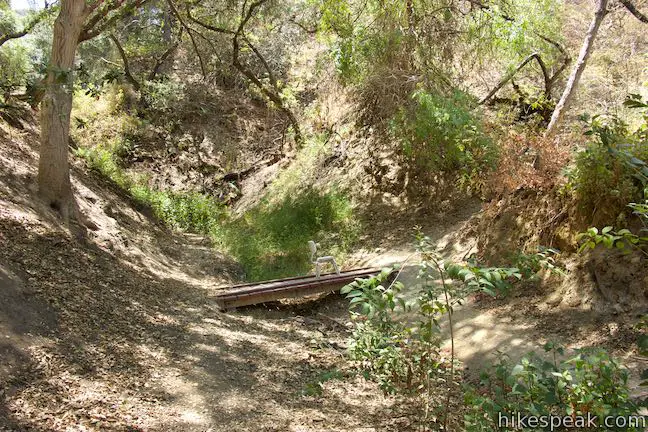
[1,121,644,431]
[358,201,542,373]
[360,206,644,388]
[1,122,407,431]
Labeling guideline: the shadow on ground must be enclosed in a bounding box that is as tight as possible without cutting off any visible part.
[0,220,398,431]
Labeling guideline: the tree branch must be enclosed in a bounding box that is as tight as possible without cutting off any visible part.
[620,0,648,23]
[0,10,49,48]
[534,33,571,88]
[232,0,302,146]
[148,28,183,81]
[166,0,207,78]
[480,53,549,104]
[186,6,234,34]
[79,0,151,42]
[242,35,277,88]
[109,33,141,90]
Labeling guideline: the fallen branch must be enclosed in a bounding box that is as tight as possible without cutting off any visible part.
[479,53,545,105]
[620,0,648,23]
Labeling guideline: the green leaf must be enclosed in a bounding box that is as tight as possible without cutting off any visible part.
[340,284,353,294]
[638,334,648,352]
[481,287,496,297]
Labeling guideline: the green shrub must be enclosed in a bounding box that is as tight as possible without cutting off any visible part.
[567,100,648,226]
[390,90,498,193]
[131,186,225,234]
[0,41,30,102]
[510,247,565,279]
[341,268,440,395]
[141,79,186,114]
[465,345,643,431]
[76,145,225,235]
[215,188,360,281]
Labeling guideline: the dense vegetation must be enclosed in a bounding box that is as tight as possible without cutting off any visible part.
[1,0,647,429]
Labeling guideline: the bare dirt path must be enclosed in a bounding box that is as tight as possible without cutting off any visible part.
[358,202,644,390]
[1,123,407,431]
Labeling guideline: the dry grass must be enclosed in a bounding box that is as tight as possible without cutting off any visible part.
[485,130,573,198]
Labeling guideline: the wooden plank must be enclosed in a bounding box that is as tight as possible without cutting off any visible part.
[219,268,381,297]
[228,267,373,289]
[216,267,387,310]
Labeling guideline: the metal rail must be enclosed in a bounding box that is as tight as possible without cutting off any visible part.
[215,268,384,310]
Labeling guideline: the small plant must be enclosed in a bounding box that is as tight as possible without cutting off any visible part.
[465,345,643,431]
[577,226,648,257]
[341,231,526,429]
[511,247,566,279]
[341,268,420,395]
[300,368,345,397]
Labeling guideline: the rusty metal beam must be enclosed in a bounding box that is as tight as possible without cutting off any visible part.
[216,268,384,310]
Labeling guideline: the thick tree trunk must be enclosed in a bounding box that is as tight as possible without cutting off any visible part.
[545,0,608,137]
[38,0,88,219]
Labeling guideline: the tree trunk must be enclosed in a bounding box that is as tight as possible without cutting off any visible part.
[38,0,88,219]
[545,0,608,137]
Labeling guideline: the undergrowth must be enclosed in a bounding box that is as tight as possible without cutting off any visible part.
[341,234,644,430]
[214,188,360,281]
[565,95,648,226]
[72,91,359,281]
[390,90,498,194]
[76,145,226,234]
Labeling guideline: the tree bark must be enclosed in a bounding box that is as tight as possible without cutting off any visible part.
[38,0,89,219]
[545,0,609,137]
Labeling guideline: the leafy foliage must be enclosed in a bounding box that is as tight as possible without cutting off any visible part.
[341,233,525,427]
[390,90,498,193]
[77,144,226,234]
[300,368,345,397]
[577,226,648,257]
[465,345,643,431]
[0,42,29,101]
[215,188,359,281]
[567,98,648,225]
[510,247,565,279]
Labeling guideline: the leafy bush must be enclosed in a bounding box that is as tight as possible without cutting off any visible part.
[131,186,225,234]
[465,345,643,431]
[390,90,498,193]
[341,233,524,428]
[0,42,29,102]
[141,79,186,114]
[510,247,565,279]
[567,97,648,225]
[77,145,225,235]
[215,188,360,281]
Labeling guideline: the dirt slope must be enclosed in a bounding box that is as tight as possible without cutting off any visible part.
[0,119,411,431]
